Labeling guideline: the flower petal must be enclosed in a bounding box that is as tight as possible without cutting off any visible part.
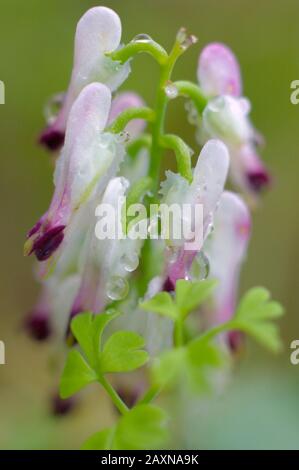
[198,42,242,97]
[108,92,146,138]
[27,83,126,262]
[39,7,130,150]
[205,191,251,324]
[229,144,271,195]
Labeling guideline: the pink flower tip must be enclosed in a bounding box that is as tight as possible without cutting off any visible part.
[198,42,242,97]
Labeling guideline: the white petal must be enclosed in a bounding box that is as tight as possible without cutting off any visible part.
[205,191,251,323]
[193,139,229,221]
[75,7,122,62]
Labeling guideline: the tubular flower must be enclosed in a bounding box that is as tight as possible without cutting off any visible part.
[161,139,229,290]
[205,191,251,325]
[69,176,144,319]
[25,82,125,262]
[39,6,130,150]
[197,42,270,196]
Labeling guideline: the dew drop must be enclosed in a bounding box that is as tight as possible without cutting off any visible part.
[189,251,210,281]
[44,93,64,124]
[105,307,117,315]
[165,82,178,100]
[121,251,139,272]
[106,276,129,301]
[131,33,153,43]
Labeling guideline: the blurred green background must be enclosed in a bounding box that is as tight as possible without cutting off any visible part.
[0,0,299,449]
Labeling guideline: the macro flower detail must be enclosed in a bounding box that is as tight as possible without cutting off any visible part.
[39,6,130,150]
[22,6,285,451]
[205,191,251,325]
[25,82,125,262]
[197,42,271,196]
[161,139,229,289]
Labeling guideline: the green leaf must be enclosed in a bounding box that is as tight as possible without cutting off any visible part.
[82,428,115,450]
[175,279,217,318]
[233,320,282,353]
[82,405,168,450]
[186,339,224,393]
[152,348,186,387]
[100,331,149,373]
[139,292,178,319]
[60,350,97,399]
[231,287,284,353]
[114,405,168,450]
[71,310,120,367]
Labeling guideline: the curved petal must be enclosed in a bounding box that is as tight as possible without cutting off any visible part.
[229,144,271,195]
[26,83,126,262]
[198,42,242,97]
[205,191,251,324]
[163,140,229,287]
[40,7,130,150]
[202,95,252,146]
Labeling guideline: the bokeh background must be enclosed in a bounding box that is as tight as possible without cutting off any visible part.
[0,0,299,449]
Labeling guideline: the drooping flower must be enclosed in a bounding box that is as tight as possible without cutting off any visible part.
[197,43,270,196]
[160,139,230,290]
[205,191,251,325]
[39,7,130,150]
[25,82,125,262]
[69,176,144,319]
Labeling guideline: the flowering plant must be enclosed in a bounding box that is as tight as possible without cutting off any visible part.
[24,6,284,449]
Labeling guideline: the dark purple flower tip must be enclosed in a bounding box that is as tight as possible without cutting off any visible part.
[163,276,175,293]
[227,330,245,354]
[247,168,271,193]
[39,127,65,151]
[25,313,51,341]
[32,225,65,261]
[51,394,76,416]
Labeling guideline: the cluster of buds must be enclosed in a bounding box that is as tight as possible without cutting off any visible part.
[24,6,269,358]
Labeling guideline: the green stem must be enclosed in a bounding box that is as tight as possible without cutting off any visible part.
[160,134,193,182]
[108,107,155,134]
[107,40,168,65]
[174,317,184,347]
[173,80,208,114]
[100,376,129,415]
[127,134,152,159]
[149,41,185,189]
[195,321,233,343]
[138,384,161,405]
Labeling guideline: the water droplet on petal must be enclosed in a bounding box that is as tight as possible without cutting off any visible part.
[165,82,178,99]
[121,252,139,272]
[189,251,210,281]
[106,276,129,301]
[105,307,117,315]
[132,33,153,43]
[44,93,64,124]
